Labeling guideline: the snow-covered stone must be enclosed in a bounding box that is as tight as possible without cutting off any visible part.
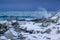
[0,13,60,40]
[0,36,8,40]
[4,29,18,39]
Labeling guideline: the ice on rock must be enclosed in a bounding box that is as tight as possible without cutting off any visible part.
[56,10,60,17]
[0,20,7,24]
[4,29,18,39]
[51,16,57,20]
[0,36,8,40]
[20,22,41,31]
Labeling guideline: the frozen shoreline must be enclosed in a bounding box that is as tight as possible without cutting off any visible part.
[0,13,60,40]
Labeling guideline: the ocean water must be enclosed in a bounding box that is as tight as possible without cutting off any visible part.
[0,8,52,19]
[0,11,51,20]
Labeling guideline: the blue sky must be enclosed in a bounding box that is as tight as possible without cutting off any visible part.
[0,0,60,11]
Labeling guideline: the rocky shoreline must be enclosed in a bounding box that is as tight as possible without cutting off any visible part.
[0,13,60,40]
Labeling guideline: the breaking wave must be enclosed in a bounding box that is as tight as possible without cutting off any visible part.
[0,7,52,20]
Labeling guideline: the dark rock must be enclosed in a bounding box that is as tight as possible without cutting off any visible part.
[46,37,51,40]
[12,22,19,27]
[0,24,7,34]
[44,28,51,34]
[18,34,26,40]
[56,30,60,34]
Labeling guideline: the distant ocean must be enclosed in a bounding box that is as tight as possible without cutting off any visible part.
[0,10,51,20]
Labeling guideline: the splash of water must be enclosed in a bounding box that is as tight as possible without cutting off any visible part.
[0,8,51,19]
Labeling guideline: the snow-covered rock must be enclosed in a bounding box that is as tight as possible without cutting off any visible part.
[4,29,18,39]
[0,12,60,40]
[0,36,8,40]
